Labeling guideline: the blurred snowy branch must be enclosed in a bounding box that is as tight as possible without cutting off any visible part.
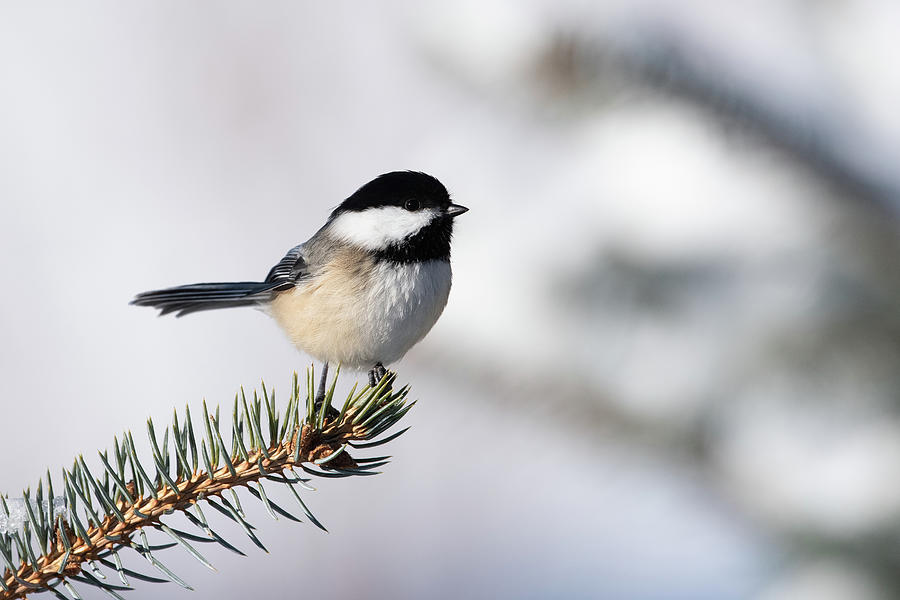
[594,28,900,221]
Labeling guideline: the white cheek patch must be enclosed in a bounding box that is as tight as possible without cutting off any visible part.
[328,206,438,250]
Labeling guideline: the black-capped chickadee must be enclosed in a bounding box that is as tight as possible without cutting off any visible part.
[133,171,467,404]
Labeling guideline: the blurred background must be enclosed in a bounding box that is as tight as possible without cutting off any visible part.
[2,1,899,598]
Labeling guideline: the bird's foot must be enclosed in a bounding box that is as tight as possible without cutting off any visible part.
[312,398,339,422]
[368,362,388,389]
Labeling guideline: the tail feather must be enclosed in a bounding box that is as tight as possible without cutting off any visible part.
[131,282,275,317]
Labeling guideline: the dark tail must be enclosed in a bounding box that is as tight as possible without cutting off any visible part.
[131,282,277,317]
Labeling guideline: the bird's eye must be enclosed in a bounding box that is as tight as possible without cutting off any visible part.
[404,199,420,211]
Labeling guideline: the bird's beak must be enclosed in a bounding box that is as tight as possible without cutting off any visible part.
[445,203,469,218]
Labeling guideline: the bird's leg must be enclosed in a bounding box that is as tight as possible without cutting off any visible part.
[315,362,329,405]
[313,362,338,420]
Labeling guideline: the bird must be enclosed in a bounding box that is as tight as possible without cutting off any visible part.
[132,171,467,410]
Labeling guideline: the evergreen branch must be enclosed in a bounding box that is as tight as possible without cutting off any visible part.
[0,368,410,599]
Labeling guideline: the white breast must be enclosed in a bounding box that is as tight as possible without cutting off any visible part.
[362,259,452,365]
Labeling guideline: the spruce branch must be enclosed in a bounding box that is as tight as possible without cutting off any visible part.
[0,368,413,599]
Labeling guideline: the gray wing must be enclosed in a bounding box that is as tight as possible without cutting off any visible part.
[265,244,309,290]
